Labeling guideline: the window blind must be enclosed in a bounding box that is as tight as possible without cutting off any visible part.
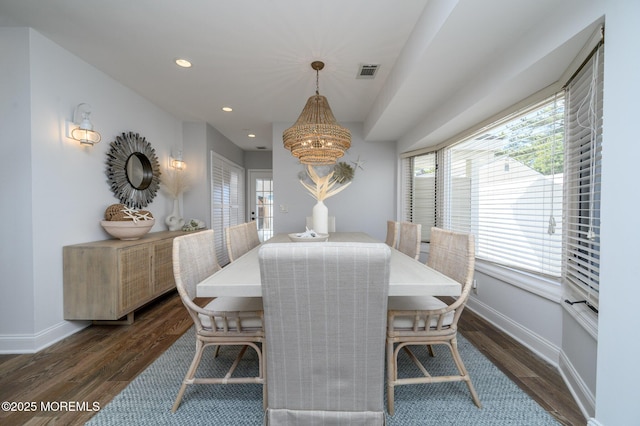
[402,153,436,242]
[440,96,565,277]
[563,43,603,309]
[211,152,245,266]
[400,157,413,223]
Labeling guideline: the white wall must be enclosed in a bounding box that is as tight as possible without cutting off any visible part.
[272,122,396,240]
[593,1,640,425]
[561,309,597,416]
[0,28,184,352]
[0,27,34,337]
[244,150,272,170]
[469,267,563,359]
[182,122,209,228]
[182,122,250,230]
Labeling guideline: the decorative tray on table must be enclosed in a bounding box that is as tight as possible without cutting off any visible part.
[288,229,329,242]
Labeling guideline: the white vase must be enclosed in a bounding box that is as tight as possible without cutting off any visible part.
[312,200,329,234]
[165,198,185,231]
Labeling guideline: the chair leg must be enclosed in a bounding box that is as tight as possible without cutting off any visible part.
[386,339,396,416]
[449,339,482,408]
[172,339,206,413]
[427,344,435,357]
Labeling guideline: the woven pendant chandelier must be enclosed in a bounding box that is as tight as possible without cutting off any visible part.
[283,61,351,165]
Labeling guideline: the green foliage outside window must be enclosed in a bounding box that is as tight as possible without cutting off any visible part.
[495,101,565,176]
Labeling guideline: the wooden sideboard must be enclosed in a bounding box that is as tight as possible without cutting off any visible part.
[63,230,195,323]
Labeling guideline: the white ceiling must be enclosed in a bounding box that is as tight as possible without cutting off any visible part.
[0,0,601,152]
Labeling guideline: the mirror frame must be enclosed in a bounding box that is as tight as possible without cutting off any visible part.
[106,132,161,208]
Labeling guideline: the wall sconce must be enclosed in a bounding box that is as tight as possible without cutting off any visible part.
[170,150,186,170]
[68,103,101,145]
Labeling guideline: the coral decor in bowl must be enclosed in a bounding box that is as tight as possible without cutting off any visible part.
[288,232,329,242]
[101,219,155,240]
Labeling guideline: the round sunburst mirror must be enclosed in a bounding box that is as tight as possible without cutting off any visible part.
[106,132,161,208]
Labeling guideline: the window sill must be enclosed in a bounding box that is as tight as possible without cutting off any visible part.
[474,260,562,302]
[474,259,598,339]
[561,287,599,340]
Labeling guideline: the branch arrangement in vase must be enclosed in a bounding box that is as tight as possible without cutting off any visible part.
[161,168,190,199]
[299,164,352,201]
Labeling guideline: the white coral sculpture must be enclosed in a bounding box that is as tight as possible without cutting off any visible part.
[121,206,153,223]
[299,164,351,201]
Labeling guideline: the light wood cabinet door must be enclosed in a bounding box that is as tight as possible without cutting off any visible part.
[151,238,175,295]
[118,244,152,315]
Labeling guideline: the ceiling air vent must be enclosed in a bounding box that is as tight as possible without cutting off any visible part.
[356,64,380,79]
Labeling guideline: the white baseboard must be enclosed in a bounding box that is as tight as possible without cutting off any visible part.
[559,349,596,419]
[466,297,596,420]
[587,418,604,426]
[466,297,560,366]
[0,320,89,354]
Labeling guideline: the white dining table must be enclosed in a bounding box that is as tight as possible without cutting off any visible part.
[196,232,460,298]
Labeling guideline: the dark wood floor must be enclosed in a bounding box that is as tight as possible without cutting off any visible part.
[0,292,585,426]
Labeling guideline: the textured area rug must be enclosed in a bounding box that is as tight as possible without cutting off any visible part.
[87,327,559,425]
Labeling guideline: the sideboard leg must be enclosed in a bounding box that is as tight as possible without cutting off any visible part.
[92,311,135,325]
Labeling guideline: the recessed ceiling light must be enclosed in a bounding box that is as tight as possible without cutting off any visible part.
[248,133,256,138]
[175,58,192,68]
[222,106,233,112]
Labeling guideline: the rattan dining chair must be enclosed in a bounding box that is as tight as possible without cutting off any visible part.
[171,229,265,412]
[386,227,481,415]
[259,242,391,425]
[246,220,261,248]
[385,220,399,248]
[225,223,252,262]
[396,221,422,260]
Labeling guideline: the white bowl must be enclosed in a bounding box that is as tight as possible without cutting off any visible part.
[101,219,155,240]
[288,232,329,242]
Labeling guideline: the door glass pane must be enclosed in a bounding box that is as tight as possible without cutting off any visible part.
[255,177,273,241]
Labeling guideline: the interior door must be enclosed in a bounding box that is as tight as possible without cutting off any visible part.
[248,170,273,242]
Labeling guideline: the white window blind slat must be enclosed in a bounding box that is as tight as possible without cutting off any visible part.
[211,152,245,266]
[562,42,603,309]
[403,153,436,242]
[400,157,413,223]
